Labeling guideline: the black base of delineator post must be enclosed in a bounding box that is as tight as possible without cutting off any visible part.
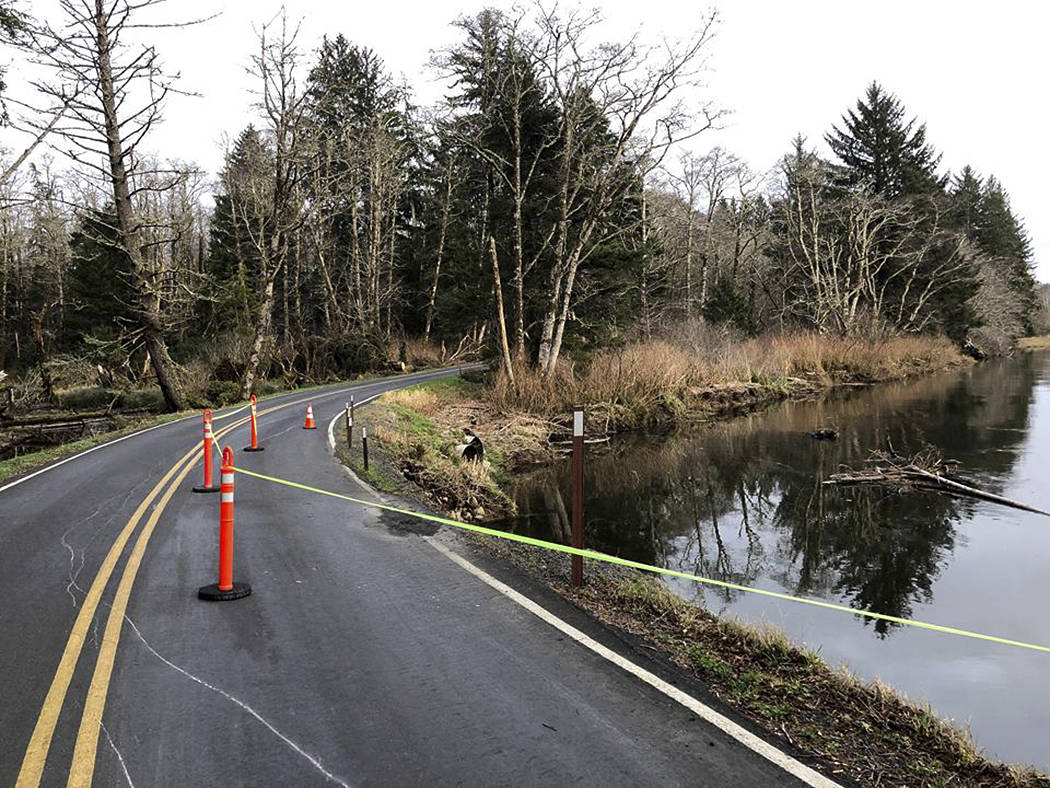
[198,582,252,601]
[191,485,220,494]
[243,446,265,452]
[303,426,317,430]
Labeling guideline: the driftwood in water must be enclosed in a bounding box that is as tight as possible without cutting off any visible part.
[824,443,1050,517]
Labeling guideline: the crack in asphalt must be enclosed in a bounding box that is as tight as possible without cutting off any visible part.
[121,615,351,788]
[58,484,140,608]
[100,722,135,787]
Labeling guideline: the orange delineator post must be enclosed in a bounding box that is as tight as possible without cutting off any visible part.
[192,410,219,494]
[198,446,251,601]
[303,403,317,430]
[244,394,264,452]
[219,450,234,590]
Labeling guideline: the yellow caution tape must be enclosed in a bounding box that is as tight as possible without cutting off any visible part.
[209,403,249,422]
[222,461,1050,655]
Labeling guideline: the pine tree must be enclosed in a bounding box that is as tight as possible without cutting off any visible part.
[975,178,1037,333]
[948,165,983,237]
[66,208,135,343]
[826,82,944,199]
[205,126,271,331]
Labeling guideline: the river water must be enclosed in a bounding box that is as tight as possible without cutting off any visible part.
[506,351,1050,769]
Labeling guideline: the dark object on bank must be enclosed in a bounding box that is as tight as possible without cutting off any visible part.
[962,339,987,360]
[825,442,1050,516]
[456,431,484,462]
[810,427,838,440]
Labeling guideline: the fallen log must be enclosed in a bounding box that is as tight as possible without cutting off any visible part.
[824,444,1050,517]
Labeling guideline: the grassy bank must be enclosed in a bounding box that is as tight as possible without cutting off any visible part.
[349,332,966,521]
[1017,335,1050,350]
[474,540,1047,787]
[492,331,965,432]
[341,334,1050,786]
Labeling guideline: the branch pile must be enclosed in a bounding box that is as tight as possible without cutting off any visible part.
[824,444,1050,517]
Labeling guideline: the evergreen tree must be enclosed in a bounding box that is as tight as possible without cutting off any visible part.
[975,178,1037,333]
[205,126,271,331]
[66,209,135,343]
[702,272,750,333]
[826,83,944,199]
[949,165,983,237]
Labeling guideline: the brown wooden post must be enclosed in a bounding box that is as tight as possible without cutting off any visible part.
[571,408,584,587]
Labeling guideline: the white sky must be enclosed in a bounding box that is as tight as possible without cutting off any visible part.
[6,0,1049,277]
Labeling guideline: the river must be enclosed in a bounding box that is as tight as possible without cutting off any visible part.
[506,351,1050,769]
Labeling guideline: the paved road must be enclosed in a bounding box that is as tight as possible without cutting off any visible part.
[0,368,823,787]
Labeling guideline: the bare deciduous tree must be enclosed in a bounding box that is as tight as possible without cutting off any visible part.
[29,0,211,410]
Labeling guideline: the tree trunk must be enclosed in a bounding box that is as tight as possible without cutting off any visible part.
[488,236,515,385]
[425,159,455,343]
[92,0,184,411]
[243,227,282,399]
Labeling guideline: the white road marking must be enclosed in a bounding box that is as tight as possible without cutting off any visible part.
[330,384,838,787]
[0,368,472,497]
[429,541,839,787]
[325,394,382,454]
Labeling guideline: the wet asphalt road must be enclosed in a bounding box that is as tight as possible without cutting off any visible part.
[0,368,816,787]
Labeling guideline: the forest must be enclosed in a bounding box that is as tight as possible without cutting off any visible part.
[0,0,1040,413]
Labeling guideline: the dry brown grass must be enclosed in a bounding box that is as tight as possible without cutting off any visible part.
[490,326,963,424]
[1017,334,1050,350]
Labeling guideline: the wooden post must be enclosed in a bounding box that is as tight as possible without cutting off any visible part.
[362,426,369,472]
[571,408,584,588]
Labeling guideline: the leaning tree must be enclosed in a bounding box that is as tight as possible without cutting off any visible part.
[28,0,210,410]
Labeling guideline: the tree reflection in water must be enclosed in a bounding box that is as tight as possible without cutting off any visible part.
[507,354,1037,636]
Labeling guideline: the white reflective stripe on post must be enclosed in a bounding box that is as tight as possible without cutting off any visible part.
[221,492,234,503]
[573,410,584,437]
[221,473,234,486]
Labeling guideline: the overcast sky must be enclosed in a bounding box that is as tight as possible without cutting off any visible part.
[6,0,1048,278]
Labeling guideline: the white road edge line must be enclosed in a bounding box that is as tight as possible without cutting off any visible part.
[0,367,467,497]
[0,414,195,495]
[430,540,839,788]
[325,389,838,788]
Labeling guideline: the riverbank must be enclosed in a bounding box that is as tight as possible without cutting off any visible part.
[491,332,966,434]
[340,342,1050,786]
[349,333,968,521]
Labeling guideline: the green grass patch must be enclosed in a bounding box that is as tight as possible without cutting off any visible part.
[0,410,193,484]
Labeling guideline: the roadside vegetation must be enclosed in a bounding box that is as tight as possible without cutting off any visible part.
[491,326,964,431]
[346,375,1050,786]
[483,544,1050,788]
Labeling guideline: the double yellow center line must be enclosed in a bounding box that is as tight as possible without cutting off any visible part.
[15,392,333,787]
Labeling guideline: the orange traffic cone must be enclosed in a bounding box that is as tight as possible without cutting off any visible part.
[303,403,317,430]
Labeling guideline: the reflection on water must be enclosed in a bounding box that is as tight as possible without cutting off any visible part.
[506,353,1050,768]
